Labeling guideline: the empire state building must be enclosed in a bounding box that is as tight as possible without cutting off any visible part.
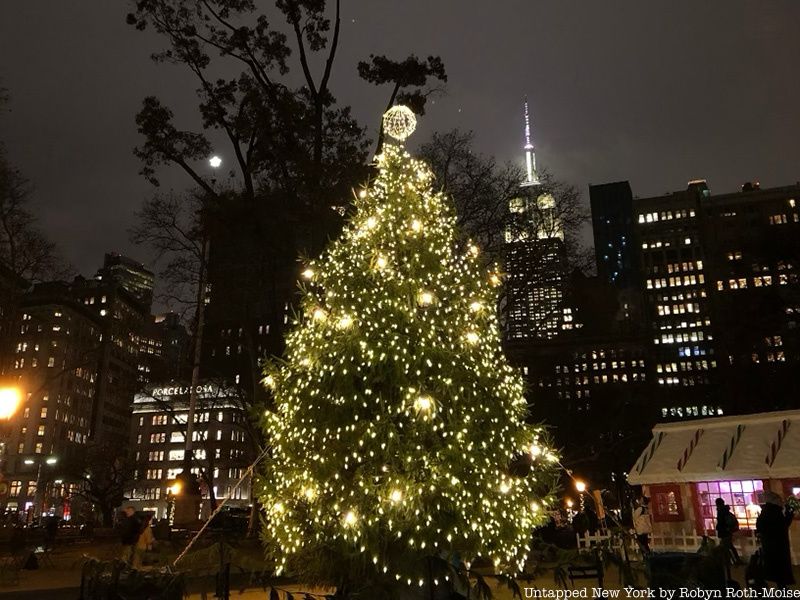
[504,100,570,340]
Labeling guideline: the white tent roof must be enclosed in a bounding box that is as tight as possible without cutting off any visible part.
[628,409,800,485]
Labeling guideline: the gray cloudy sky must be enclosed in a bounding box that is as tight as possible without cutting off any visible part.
[1,1,799,275]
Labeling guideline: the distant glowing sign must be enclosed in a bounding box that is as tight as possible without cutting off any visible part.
[151,384,217,397]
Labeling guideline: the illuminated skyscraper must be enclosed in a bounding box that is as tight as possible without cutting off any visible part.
[504,101,568,340]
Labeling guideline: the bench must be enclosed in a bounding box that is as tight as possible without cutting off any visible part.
[567,561,604,588]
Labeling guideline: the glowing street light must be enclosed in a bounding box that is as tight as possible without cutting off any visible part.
[209,155,222,169]
[574,479,588,512]
[168,480,183,496]
[0,387,22,420]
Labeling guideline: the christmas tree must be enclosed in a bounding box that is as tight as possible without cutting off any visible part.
[260,106,559,595]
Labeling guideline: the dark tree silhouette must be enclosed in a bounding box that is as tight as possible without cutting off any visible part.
[60,443,134,526]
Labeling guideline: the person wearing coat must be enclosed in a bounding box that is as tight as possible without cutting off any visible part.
[132,514,155,569]
[756,491,795,588]
[633,497,652,555]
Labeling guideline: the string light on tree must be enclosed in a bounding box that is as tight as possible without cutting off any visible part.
[413,394,434,413]
[417,290,434,306]
[260,105,558,592]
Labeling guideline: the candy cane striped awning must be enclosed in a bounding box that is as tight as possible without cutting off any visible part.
[628,409,800,485]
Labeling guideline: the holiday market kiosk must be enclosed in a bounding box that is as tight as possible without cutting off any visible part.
[627,409,800,563]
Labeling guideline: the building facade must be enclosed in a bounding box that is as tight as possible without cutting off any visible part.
[633,180,800,418]
[0,263,148,519]
[590,181,639,289]
[96,253,155,310]
[126,382,254,519]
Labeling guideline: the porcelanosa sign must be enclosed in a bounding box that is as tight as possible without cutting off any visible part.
[151,384,218,397]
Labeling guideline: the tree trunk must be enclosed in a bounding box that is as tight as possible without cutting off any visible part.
[101,505,114,527]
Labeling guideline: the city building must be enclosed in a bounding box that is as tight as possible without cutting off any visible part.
[96,253,155,309]
[0,261,29,371]
[135,312,190,386]
[699,183,800,415]
[0,263,148,519]
[125,382,254,519]
[504,101,569,341]
[506,271,652,478]
[633,180,800,418]
[589,181,639,288]
[635,180,716,414]
[201,195,297,405]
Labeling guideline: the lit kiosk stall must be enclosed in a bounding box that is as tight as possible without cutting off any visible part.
[627,409,800,563]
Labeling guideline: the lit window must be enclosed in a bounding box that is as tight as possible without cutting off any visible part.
[695,480,762,533]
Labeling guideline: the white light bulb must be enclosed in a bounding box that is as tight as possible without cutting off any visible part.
[343,510,357,526]
[465,331,479,345]
[418,291,434,306]
[411,219,422,232]
[469,301,483,313]
[390,489,403,503]
[209,155,222,168]
[414,395,433,412]
[312,308,327,322]
[301,268,315,280]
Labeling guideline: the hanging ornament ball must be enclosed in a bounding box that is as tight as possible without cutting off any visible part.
[382,105,417,141]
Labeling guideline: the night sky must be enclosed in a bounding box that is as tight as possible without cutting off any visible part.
[1,1,799,276]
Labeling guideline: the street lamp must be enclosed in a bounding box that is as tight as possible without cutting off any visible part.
[209,155,222,169]
[0,387,21,420]
[574,479,588,512]
[0,386,21,478]
[166,479,182,525]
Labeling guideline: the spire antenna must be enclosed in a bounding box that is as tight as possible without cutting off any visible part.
[522,97,539,187]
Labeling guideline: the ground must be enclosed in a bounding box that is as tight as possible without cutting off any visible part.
[1,539,796,600]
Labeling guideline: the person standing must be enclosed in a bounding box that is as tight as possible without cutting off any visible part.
[118,506,141,564]
[756,491,795,589]
[715,497,741,574]
[633,497,652,555]
[133,514,155,569]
